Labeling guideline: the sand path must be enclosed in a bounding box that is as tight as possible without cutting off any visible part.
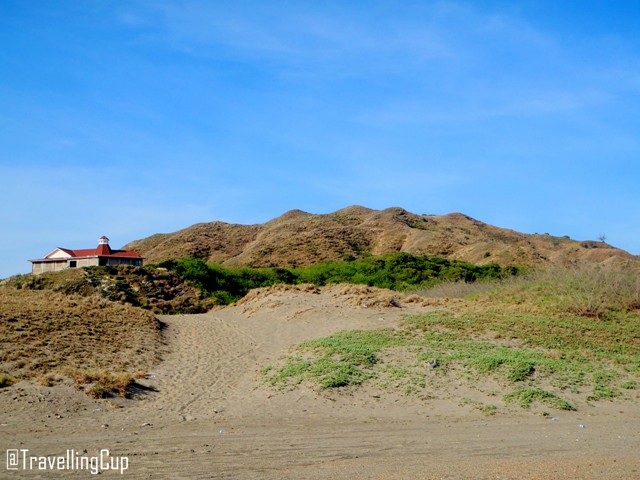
[1,286,639,478]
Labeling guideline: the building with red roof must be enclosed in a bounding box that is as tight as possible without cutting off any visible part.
[29,236,143,274]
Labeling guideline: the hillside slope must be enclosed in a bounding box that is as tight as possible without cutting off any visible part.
[125,206,639,269]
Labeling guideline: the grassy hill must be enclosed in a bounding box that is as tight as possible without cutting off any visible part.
[124,206,639,269]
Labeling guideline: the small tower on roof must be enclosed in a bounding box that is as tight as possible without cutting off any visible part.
[97,236,111,256]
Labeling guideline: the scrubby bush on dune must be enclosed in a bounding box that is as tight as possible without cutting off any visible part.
[0,372,17,388]
[160,253,525,305]
[292,253,518,289]
[158,258,290,304]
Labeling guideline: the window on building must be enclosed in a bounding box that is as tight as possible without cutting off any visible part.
[69,261,77,268]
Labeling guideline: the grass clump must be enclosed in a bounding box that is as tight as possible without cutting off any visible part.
[61,368,137,398]
[405,308,640,374]
[621,380,637,390]
[459,398,499,415]
[0,372,17,388]
[504,388,575,410]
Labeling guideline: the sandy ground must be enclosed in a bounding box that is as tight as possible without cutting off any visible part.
[1,285,639,478]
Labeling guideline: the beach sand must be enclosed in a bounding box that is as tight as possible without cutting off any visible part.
[2,286,638,478]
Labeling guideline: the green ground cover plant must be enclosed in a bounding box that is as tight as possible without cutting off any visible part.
[503,388,575,410]
[262,266,640,412]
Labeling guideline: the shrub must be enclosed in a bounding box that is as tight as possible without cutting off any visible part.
[0,372,16,388]
[160,254,524,305]
[61,368,136,398]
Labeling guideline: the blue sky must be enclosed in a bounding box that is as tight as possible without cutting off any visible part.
[1,1,639,278]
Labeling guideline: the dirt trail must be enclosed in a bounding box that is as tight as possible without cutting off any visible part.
[148,313,259,422]
[144,285,407,423]
[1,285,639,479]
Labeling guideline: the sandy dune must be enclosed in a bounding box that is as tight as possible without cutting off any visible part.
[2,286,639,478]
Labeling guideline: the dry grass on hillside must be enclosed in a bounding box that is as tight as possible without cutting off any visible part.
[8,266,214,314]
[0,287,163,397]
[125,206,640,270]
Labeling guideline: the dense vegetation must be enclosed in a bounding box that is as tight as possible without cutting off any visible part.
[158,253,524,305]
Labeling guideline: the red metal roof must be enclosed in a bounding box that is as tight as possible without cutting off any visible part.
[107,250,143,258]
[96,243,111,256]
[69,248,97,257]
[65,247,142,259]
[34,242,142,262]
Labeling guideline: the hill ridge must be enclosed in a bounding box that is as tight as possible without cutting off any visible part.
[124,206,639,269]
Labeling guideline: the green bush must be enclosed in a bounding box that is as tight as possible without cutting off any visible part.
[292,253,521,290]
[160,254,524,305]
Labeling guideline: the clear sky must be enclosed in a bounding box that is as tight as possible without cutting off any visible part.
[1,1,639,278]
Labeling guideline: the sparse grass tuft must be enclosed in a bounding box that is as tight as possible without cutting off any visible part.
[504,388,575,410]
[411,280,503,299]
[0,372,17,388]
[61,368,137,398]
[460,398,499,415]
[621,380,637,390]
